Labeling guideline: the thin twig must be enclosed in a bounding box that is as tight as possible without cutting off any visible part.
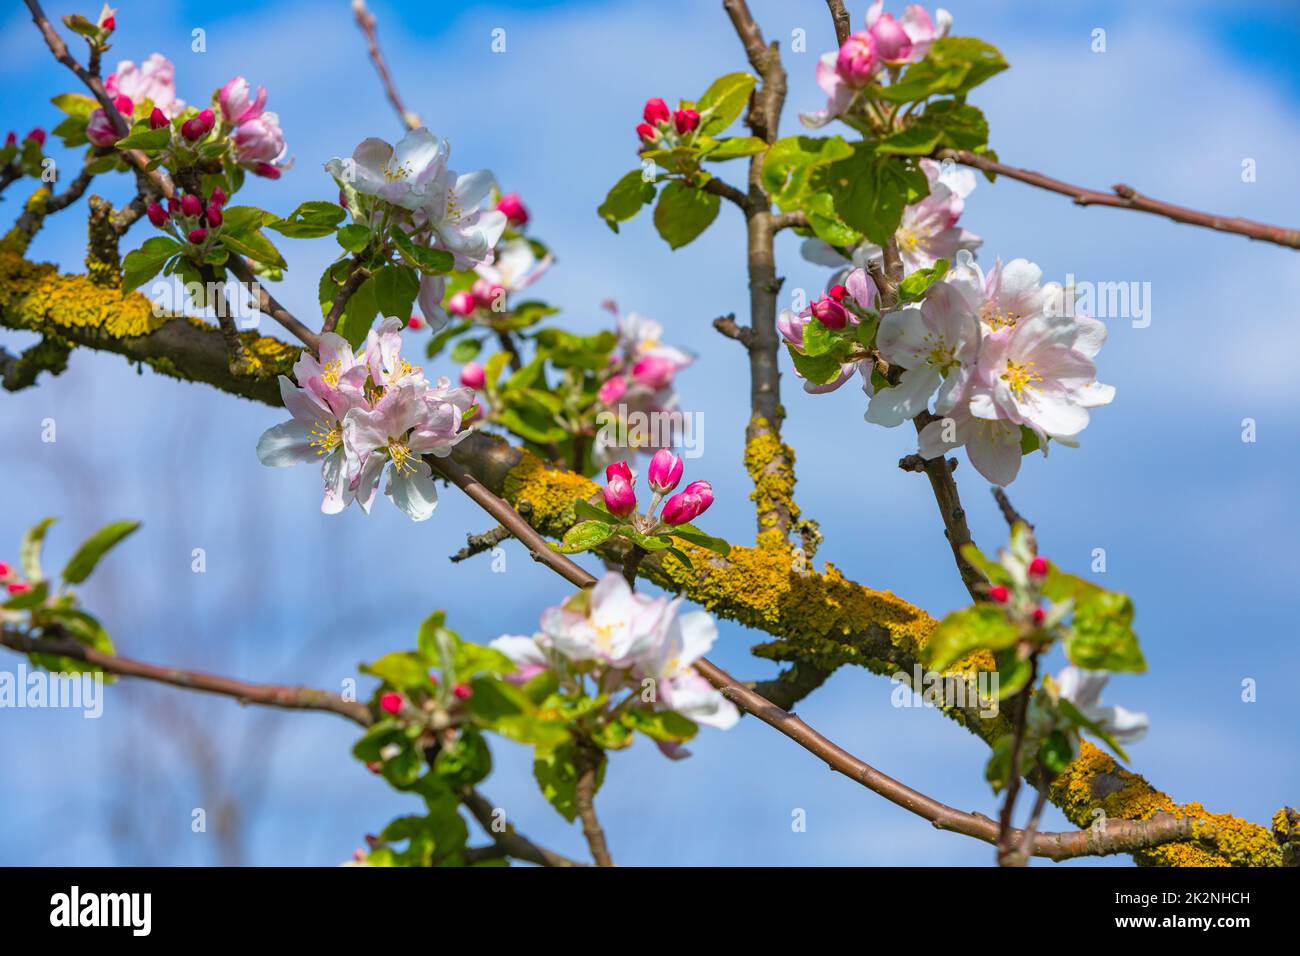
[712,313,753,348]
[573,739,613,866]
[938,148,1300,250]
[824,0,852,45]
[458,787,583,867]
[227,256,321,352]
[352,0,420,130]
[450,524,513,563]
[995,654,1038,865]
[322,259,371,335]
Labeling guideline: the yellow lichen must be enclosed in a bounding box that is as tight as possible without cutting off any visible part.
[745,417,800,551]
[1050,743,1282,867]
[0,252,162,339]
[0,188,51,256]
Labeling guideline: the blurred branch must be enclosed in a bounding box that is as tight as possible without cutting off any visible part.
[938,148,1300,250]
[352,0,420,130]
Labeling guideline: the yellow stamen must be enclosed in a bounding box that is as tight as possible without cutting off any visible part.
[1001,360,1042,398]
[981,301,1020,330]
[309,420,340,456]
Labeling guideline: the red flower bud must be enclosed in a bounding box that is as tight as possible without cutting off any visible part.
[496,191,529,227]
[180,193,203,217]
[453,683,473,701]
[4,132,15,148]
[811,294,849,330]
[205,202,223,227]
[643,97,671,126]
[447,290,476,316]
[366,761,383,774]
[24,128,45,146]
[606,461,633,483]
[459,361,486,390]
[379,692,404,715]
[7,581,31,595]
[148,108,168,130]
[0,561,13,581]
[647,449,684,494]
[187,227,208,244]
[146,202,168,227]
[113,95,134,117]
[102,15,116,32]
[636,122,659,144]
[828,283,847,301]
[604,473,637,518]
[988,585,1010,604]
[661,480,713,526]
[672,108,700,135]
[406,315,424,330]
[210,186,227,206]
[1028,556,1049,579]
[1032,607,1046,625]
[252,162,281,179]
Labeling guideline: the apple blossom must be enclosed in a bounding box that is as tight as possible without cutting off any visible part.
[419,166,509,267]
[472,238,552,304]
[867,282,980,426]
[836,32,879,87]
[86,105,124,147]
[106,53,184,118]
[866,1,952,65]
[917,402,1025,486]
[634,601,739,730]
[541,573,667,667]
[218,76,267,126]
[232,112,286,168]
[327,127,450,211]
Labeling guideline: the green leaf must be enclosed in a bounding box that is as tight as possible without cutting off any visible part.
[1067,590,1146,673]
[598,169,657,232]
[121,236,183,292]
[704,136,768,161]
[267,200,347,239]
[335,272,380,350]
[829,147,930,246]
[4,580,49,611]
[921,100,991,151]
[653,181,720,250]
[554,520,614,554]
[362,652,432,691]
[993,647,1033,700]
[1058,697,1129,763]
[218,229,285,269]
[625,708,697,744]
[61,520,140,584]
[449,337,482,363]
[924,604,1019,672]
[434,728,493,788]
[50,93,98,118]
[897,259,949,303]
[1038,730,1075,775]
[875,124,944,156]
[115,124,171,151]
[669,526,731,556]
[389,228,453,273]
[876,37,1009,103]
[372,263,420,321]
[985,734,1014,794]
[959,543,1012,588]
[697,72,756,136]
[218,205,274,235]
[336,223,372,254]
[497,407,567,446]
[20,517,57,582]
[573,499,615,525]
[533,742,603,823]
[788,345,844,386]
[761,134,853,205]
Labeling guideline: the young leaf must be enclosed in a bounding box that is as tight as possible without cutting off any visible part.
[696,72,757,135]
[121,236,183,292]
[598,169,657,232]
[20,517,57,582]
[267,200,347,239]
[61,520,141,584]
[554,520,614,554]
[653,181,720,250]
[924,604,1019,672]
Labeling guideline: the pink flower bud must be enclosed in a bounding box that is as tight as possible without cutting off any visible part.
[460,361,486,390]
[471,279,505,312]
[989,585,1010,603]
[660,480,713,526]
[835,32,878,88]
[631,354,675,390]
[1028,556,1049,579]
[85,109,120,147]
[205,203,223,227]
[828,283,847,301]
[187,227,208,244]
[166,197,178,217]
[647,449,684,494]
[636,122,659,144]
[24,128,45,146]
[643,97,671,126]
[210,186,227,206]
[407,315,424,330]
[453,683,473,701]
[180,117,203,141]
[1032,607,1046,625]
[113,95,134,116]
[7,581,31,595]
[379,692,404,715]
[146,202,167,227]
[148,108,168,130]
[447,290,476,316]
[869,12,914,64]
[0,561,13,581]
[672,108,700,135]
[496,191,529,226]
[810,294,849,330]
[777,310,808,350]
[597,376,627,406]
[101,15,115,32]
[218,76,267,126]
[604,473,637,517]
[606,461,633,482]
[252,162,281,179]
[180,193,203,217]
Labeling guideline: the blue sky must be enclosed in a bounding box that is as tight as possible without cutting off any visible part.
[2,0,1298,866]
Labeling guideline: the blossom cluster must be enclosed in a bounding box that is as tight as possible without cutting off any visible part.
[87,53,289,179]
[492,573,740,745]
[636,97,700,147]
[803,1,952,128]
[257,318,475,521]
[603,450,714,529]
[326,128,508,329]
[446,236,552,319]
[145,184,227,249]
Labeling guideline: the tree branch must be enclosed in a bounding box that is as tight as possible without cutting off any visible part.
[824,0,852,45]
[352,0,420,131]
[939,148,1300,250]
